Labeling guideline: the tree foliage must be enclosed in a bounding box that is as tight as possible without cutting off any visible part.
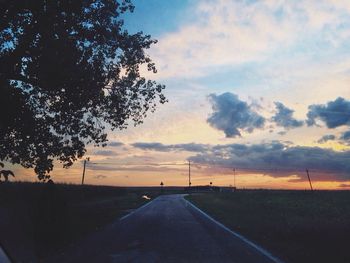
[0,0,166,180]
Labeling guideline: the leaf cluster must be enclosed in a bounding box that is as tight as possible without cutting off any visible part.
[0,0,166,179]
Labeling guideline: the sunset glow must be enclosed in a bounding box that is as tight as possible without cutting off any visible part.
[12,0,350,189]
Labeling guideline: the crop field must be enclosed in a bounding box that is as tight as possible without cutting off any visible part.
[187,190,350,263]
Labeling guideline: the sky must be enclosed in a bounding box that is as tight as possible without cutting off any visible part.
[14,0,350,189]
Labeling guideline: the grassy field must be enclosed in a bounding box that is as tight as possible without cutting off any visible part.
[0,182,172,261]
[187,190,350,263]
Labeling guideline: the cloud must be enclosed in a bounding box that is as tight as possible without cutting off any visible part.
[93,150,117,156]
[188,141,350,181]
[207,93,265,137]
[131,142,170,152]
[340,130,350,145]
[94,175,107,179]
[147,0,350,79]
[339,183,350,188]
[87,164,181,173]
[340,130,350,140]
[89,139,350,182]
[272,102,303,129]
[278,131,287,136]
[307,97,350,128]
[131,142,209,152]
[108,142,124,147]
[175,143,210,152]
[317,134,336,143]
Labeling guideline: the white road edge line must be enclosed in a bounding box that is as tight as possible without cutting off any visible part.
[119,196,159,221]
[185,198,285,263]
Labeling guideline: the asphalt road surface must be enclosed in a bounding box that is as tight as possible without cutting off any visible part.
[47,194,281,263]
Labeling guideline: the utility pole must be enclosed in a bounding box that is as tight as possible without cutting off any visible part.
[233,168,236,191]
[306,169,313,191]
[188,160,191,188]
[81,157,90,185]
[160,181,164,193]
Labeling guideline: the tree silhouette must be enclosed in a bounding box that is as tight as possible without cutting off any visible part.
[0,1,166,180]
[0,170,15,182]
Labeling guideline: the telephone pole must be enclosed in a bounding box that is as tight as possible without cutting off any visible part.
[306,168,313,191]
[233,168,236,190]
[81,157,90,185]
[188,160,191,187]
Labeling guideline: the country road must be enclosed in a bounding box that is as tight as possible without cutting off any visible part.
[47,194,281,263]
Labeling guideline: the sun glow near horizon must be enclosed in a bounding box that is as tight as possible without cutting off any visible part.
[9,0,350,189]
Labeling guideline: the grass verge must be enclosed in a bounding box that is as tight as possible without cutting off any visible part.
[0,182,162,261]
[186,190,350,263]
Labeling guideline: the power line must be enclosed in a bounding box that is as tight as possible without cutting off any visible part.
[188,163,312,173]
[89,162,188,166]
[86,161,326,174]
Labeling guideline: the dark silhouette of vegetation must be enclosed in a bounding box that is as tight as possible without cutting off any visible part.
[188,191,350,263]
[0,162,14,182]
[0,182,162,261]
[0,0,166,180]
[0,170,14,182]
